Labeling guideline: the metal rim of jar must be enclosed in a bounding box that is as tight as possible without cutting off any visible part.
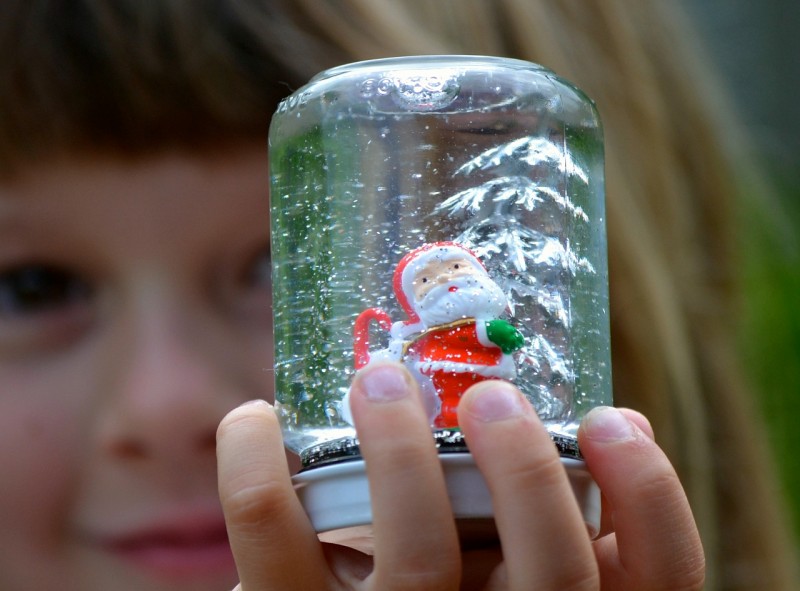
[298,428,583,471]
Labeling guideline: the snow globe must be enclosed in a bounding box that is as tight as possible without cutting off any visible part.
[269,56,611,541]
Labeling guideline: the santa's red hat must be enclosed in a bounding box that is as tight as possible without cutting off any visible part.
[392,241,486,325]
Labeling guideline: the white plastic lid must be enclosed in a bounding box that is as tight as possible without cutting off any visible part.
[293,453,600,546]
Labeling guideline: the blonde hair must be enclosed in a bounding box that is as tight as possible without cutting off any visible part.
[1,0,796,588]
[286,3,800,588]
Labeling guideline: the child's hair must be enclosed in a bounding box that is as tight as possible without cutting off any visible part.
[0,0,335,174]
[291,6,800,587]
[1,0,797,588]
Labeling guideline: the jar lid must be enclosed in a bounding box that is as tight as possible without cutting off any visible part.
[293,452,601,544]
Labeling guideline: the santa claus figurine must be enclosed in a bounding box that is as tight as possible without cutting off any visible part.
[351,242,524,428]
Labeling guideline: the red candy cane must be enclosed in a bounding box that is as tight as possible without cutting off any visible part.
[353,307,393,369]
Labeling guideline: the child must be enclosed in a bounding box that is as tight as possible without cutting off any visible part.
[0,1,795,589]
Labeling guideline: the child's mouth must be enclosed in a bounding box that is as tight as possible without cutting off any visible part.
[101,516,236,581]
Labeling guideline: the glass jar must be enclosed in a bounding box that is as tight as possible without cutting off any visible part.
[269,56,610,539]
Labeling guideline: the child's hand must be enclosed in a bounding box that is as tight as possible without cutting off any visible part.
[216,362,705,590]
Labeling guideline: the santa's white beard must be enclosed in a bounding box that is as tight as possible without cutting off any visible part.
[416,274,508,327]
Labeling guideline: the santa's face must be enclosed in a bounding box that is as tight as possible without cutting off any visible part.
[411,257,507,327]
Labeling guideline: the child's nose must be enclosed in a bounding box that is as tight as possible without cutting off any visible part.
[97,297,264,463]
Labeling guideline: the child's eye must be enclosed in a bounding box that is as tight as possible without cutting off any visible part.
[243,246,272,290]
[0,264,93,318]
[227,244,272,328]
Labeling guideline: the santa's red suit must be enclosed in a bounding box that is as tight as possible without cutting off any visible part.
[404,317,516,427]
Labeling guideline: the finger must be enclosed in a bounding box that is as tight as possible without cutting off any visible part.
[458,381,599,590]
[578,406,705,590]
[349,362,461,591]
[217,400,329,590]
[619,408,654,440]
[596,409,654,537]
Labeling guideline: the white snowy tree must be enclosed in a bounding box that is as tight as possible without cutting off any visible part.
[433,135,595,417]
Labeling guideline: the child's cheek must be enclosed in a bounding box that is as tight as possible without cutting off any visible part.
[0,374,86,546]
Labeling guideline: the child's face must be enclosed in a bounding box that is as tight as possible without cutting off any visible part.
[0,147,273,590]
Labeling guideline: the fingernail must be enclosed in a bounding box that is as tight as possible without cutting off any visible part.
[355,364,411,402]
[467,381,526,422]
[583,406,634,442]
[240,399,271,408]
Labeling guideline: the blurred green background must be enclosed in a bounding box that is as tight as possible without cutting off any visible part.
[681,0,800,539]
